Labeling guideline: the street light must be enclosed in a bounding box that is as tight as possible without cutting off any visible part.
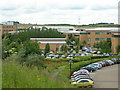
[69,60,73,78]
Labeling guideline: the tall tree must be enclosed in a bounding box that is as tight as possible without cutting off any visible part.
[82,40,87,46]
[44,43,50,55]
[23,41,41,57]
[116,45,120,54]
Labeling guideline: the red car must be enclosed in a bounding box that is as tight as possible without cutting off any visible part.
[98,61,107,67]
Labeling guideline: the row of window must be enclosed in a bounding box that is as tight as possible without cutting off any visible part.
[3,26,14,28]
[76,32,111,35]
[95,32,111,35]
[3,30,13,32]
[87,38,111,41]
[112,35,120,38]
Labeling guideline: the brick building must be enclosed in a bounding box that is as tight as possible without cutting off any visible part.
[60,27,120,54]
[0,24,16,34]
[30,38,66,52]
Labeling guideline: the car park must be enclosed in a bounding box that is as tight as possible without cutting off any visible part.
[71,58,120,88]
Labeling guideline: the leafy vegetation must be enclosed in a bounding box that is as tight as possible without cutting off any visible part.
[3,59,74,88]
[93,40,111,53]
[44,43,50,55]
[5,29,65,42]
[116,45,120,54]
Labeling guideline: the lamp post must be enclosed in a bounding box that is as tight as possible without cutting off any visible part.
[69,60,73,78]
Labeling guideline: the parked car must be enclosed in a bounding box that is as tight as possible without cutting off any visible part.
[102,60,111,66]
[78,69,89,75]
[106,60,114,65]
[97,61,107,67]
[60,55,66,58]
[111,58,118,64]
[92,63,102,69]
[81,54,86,56]
[71,74,93,84]
[75,54,80,56]
[116,58,120,64]
[46,56,52,59]
[81,67,96,72]
[66,56,73,59]
[87,64,98,70]
[77,79,94,88]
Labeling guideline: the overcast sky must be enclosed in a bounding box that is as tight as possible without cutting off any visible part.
[0,0,119,25]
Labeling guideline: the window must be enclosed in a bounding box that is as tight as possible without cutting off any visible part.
[68,34,72,39]
[80,32,88,34]
[100,38,104,40]
[87,38,91,41]
[95,32,100,35]
[87,32,90,34]
[107,38,111,40]
[74,34,80,36]
[80,80,89,83]
[88,44,91,47]
[112,34,120,38]
[95,38,99,40]
[107,32,111,35]
[100,32,104,35]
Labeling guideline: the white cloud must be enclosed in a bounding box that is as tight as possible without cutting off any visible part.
[0,0,119,24]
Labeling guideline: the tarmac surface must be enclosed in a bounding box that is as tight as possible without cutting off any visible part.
[90,64,119,88]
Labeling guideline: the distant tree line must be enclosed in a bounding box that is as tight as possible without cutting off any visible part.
[2,28,65,43]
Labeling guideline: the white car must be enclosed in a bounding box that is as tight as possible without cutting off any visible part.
[81,54,86,56]
[46,56,52,59]
[78,69,89,75]
[92,63,102,69]
[67,56,73,59]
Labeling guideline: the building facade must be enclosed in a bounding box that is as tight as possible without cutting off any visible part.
[30,38,66,52]
[0,24,16,34]
[111,30,120,54]
[61,27,119,54]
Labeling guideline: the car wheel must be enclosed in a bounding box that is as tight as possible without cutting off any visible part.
[88,85,92,88]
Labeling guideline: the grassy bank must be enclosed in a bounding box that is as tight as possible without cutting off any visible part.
[3,56,119,88]
[2,60,74,88]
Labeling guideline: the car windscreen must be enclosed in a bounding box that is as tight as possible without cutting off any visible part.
[79,80,89,83]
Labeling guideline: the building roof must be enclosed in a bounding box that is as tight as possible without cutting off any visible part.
[38,41,66,44]
[30,38,66,40]
[60,30,81,34]
[86,27,119,32]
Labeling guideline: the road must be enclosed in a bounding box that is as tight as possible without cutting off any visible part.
[90,64,119,88]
